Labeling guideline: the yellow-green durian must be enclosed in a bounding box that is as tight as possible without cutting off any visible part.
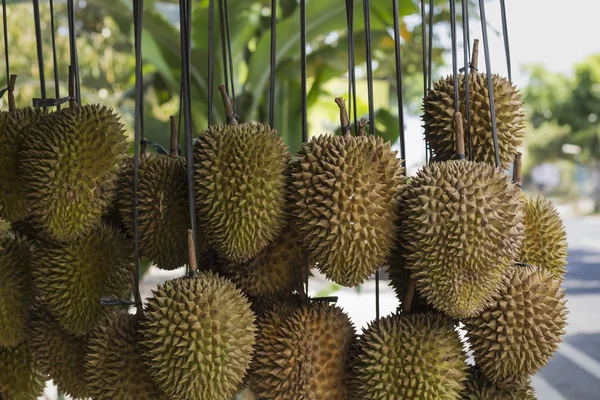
[351,312,468,399]
[141,271,256,400]
[463,367,536,400]
[0,341,45,400]
[292,133,404,287]
[398,160,524,318]
[32,222,133,335]
[86,311,165,399]
[465,266,568,388]
[194,122,290,262]
[19,104,127,241]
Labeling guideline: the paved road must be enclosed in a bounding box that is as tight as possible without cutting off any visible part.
[131,215,600,400]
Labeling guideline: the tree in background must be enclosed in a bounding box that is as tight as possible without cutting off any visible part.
[523,55,600,211]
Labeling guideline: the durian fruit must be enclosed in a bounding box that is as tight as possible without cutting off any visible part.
[423,40,525,170]
[463,367,536,400]
[29,307,91,399]
[19,102,127,241]
[0,76,43,222]
[251,302,356,400]
[86,311,165,399]
[350,312,468,399]
[0,341,45,400]
[465,266,568,388]
[291,98,404,287]
[32,222,133,335]
[0,231,33,347]
[520,195,567,280]
[141,271,256,400]
[399,160,524,318]
[194,87,290,262]
[222,226,306,298]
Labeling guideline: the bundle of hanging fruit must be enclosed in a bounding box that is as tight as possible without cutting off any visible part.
[0,41,567,400]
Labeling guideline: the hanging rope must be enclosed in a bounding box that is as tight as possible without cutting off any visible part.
[345,0,357,133]
[268,0,276,127]
[179,0,198,277]
[1,0,9,100]
[207,0,215,126]
[478,0,500,169]
[361,0,379,322]
[131,0,144,316]
[420,0,429,163]
[218,0,229,96]
[499,0,512,83]
[67,0,80,104]
[392,0,406,165]
[449,1,459,114]
[461,0,473,160]
[32,0,46,105]
[223,0,235,113]
[49,0,61,110]
[300,0,309,296]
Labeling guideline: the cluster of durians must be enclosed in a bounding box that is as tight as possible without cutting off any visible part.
[0,37,568,400]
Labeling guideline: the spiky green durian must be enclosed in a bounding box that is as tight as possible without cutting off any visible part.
[520,195,567,280]
[194,122,290,262]
[398,160,524,318]
[0,341,45,400]
[351,312,468,399]
[0,107,43,222]
[292,133,404,287]
[141,271,256,400]
[0,231,33,347]
[29,307,91,399]
[252,302,355,400]
[19,104,127,241]
[118,154,207,270]
[86,311,165,399]
[32,222,133,335]
[222,227,305,298]
[463,367,536,400]
[465,266,568,388]
[423,72,525,170]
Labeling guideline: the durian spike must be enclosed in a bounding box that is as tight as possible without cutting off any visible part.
[454,111,465,159]
[169,115,178,157]
[358,118,368,136]
[218,85,238,126]
[513,152,523,188]
[402,279,416,313]
[335,97,351,137]
[7,74,16,111]
[188,228,198,276]
[471,39,480,70]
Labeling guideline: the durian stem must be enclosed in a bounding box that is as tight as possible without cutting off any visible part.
[218,85,238,126]
[335,97,352,136]
[402,279,416,313]
[140,138,147,156]
[454,111,465,160]
[68,65,77,108]
[358,118,368,137]
[169,115,178,158]
[188,229,198,276]
[471,39,480,70]
[7,74,16,111]
[513,152,523,188]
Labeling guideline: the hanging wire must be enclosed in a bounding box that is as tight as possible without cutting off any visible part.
[223,0,235,113]
[268,0,276,127]
[179,0,198,276]
[420,0,429,163]
[362,0,379,322]
[131,0,144,315]
[207,0,215,126]
[499,0,512,83]
[218,0,229,95]
[345,0,357,132]
[67,0,80,104]
[300,0,309,296]
[461,0,473,160]
[427,0,434,93]
[449,0,459,114]
[32,0,46,104]
[1,0,9,99]
[478,0,500,168]
[392,0,405,164]
[49,0,61,110]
